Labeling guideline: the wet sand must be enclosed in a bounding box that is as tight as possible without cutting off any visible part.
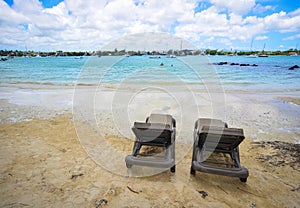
[0,114,299,207]
[278,96,300,106]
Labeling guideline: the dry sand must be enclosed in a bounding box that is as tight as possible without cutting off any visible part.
[0,114,299,208]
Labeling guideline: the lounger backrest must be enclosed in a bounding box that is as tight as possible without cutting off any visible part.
[199,126,244,151]
[196,118,227,129]
[147,114,175,127]
[132,122,173,143]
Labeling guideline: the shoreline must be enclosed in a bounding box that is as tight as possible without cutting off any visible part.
[2,81,300,91]
[0,113,299,207]
[0,83,299,143]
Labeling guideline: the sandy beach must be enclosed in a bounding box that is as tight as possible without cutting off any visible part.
[0,84,299,207]
[0,114,299,207]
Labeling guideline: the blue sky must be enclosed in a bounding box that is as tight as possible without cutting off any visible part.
[1,0,299,51]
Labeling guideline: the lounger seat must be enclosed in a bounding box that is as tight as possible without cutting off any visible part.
[190,118,249,182]
[125,114,176,172]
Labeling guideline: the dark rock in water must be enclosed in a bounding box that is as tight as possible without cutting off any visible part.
[0,58,8,61]
[214,62,257,67]
[289,65,299,70]
[214,62,228,65]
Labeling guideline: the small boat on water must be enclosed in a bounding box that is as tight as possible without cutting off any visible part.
[166,54,176,58]
[258,54,268,57]
[246,38,257,58]
[258,43,268,57]
[246,54,257,58]
[289,52,298,56]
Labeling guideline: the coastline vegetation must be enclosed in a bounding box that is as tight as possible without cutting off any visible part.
[0,48,298,57]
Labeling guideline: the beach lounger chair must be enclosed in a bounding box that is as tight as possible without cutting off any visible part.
[190,118,249,182]
[125,114,176,172]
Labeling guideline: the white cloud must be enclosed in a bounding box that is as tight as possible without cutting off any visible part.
[0,1,29,24]
[218,38,232,46]
[229,13,243,25]
[210,0,255,15]
[263,11,300,32]
[0,0,299,51]
[205,37,215,43]
[252,3,276,14]
[289,8,300,16]
[102,32,196,51]
[255,35,268,40]
[174,5,263,43]
[12,0,43,13]
[283,34,300,41]
[174,4,300,48]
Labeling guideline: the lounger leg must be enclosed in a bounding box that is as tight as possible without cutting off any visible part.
[132,141,142,156]
[240,178,247,182]
[190,143,197,175]
[191,127,200,175]
[190,166,196,175]
[232,148,248,182]
[234,148,247,182]
[126,163,132,168]
[170,143,175,173]
[231,147,241,168]
[170,165,176,173]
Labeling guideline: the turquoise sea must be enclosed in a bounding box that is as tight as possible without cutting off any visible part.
[0,55,299,91]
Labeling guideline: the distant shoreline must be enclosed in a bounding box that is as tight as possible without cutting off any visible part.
[1,49,298,57]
